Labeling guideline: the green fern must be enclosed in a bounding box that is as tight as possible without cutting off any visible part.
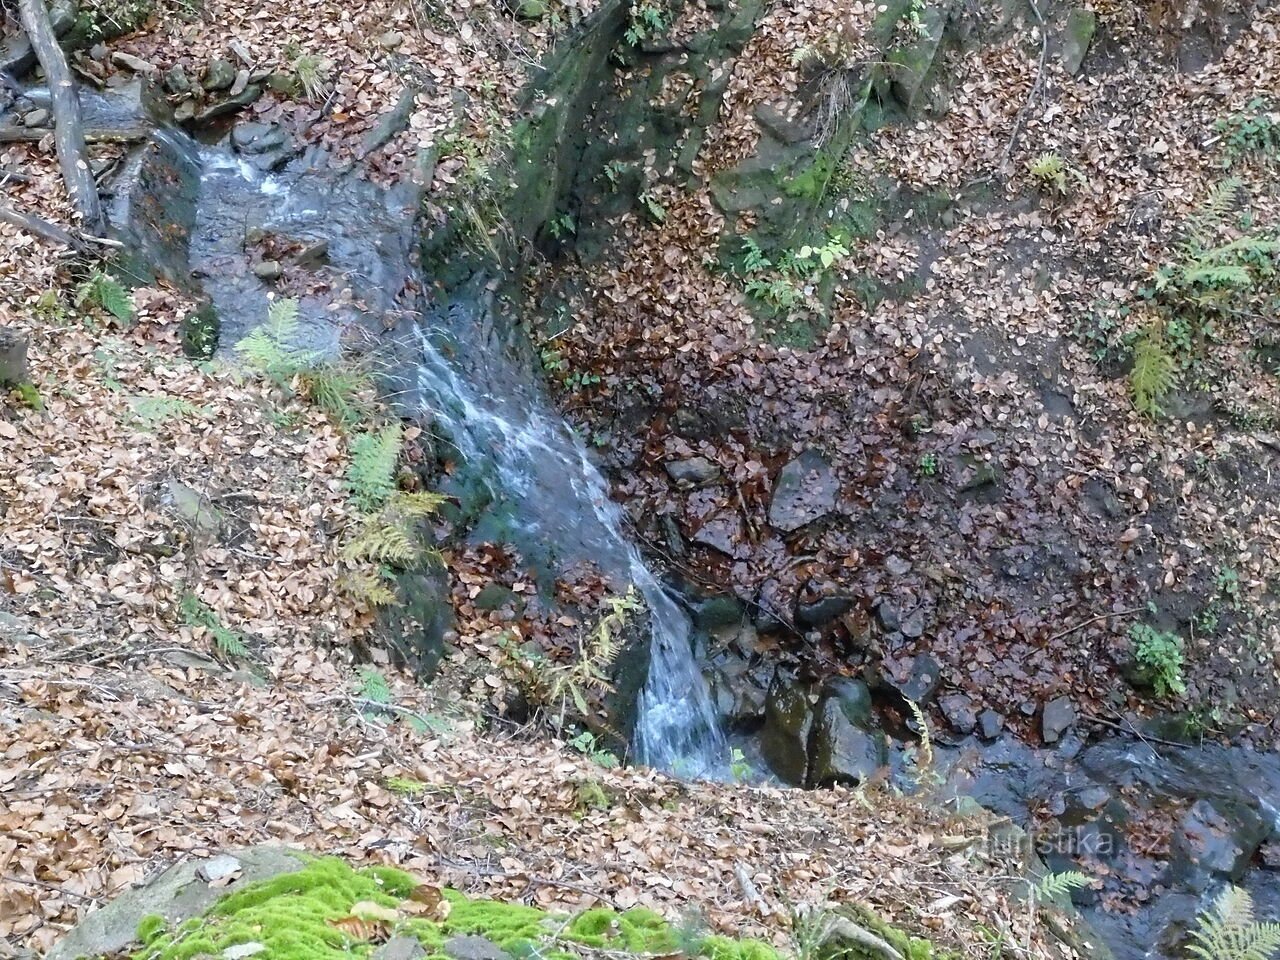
[346,424,402,513]
[356,667,392,705]
[904,697,935,781]
[343,516,417,566]
[235,298,323,382]
[1130,325,1177,416]
[129,395,204,428]
[339,570,398,607]
[300,366,371,426]
[1186,177,1244,246]
[178,592,249,659]
[1186,886,1280,960]
[75,270,134,324]
[1033,871,1093,901]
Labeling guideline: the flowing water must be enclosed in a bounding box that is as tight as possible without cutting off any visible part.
[412,296,730,775]
[88,88,729,777]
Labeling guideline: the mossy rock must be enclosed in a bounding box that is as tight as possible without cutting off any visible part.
[53,850,784,960]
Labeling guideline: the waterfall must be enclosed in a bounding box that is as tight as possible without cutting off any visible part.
[413,304,728,777]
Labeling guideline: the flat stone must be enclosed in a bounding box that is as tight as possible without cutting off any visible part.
[22,108,49,127]
[1041,696,1076,745]
[111,51,156,75]
[195,84,262,123]
[164,63,191,94]
[231,122,289,154]
[47,847,306,960]
[375,938,427,960]
[377,30,405,50]
[252,260,283,280]
[691,594,744,630]
[768,449,837,533]
[797,595,853,629]
[359,85,418,159]
[938,693,977,734]
[978,709,1004,740]
[664,456,721,486]
[164,478,222,536]
[899,607,926,639]
[892,653,943,705]
[444,937,512,960]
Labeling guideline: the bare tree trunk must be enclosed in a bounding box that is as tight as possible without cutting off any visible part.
[16,0,104,234]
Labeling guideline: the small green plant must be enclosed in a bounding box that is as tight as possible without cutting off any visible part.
[1027,152,1081,196]
[638,191,667,223]
[547,212,576,240]
[624,0,667,45]
[1216,566,1242,607]
[1129,623,1186,698]
[10,382,43,410]
[540,347,600,393]
[179,592,249,659]
[356,666,393,705]
[546,588,642,728]
[729,747,754,783]
[601,160,629,190]
[1215,98,1279,168]
[567,730,620,769]
[291,51,332,101]
[75,269,134,325]
[385,776,427,797]
[1185,885,1280,960]
[917,452,939,477]
[903,698,940,787]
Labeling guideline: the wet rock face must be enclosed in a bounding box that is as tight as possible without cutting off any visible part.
[759,673,813,785]
[1041,696,1077,745]
[1169,798,1270,890]
[809,679,888,787]
[768,450,837,533]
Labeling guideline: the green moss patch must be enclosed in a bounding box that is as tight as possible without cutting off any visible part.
[129,857,781,960]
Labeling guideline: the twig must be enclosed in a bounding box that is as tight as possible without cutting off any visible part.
[1044,605,1144,643]
[1082,712,1191,750]
[1,873,102,903]
[17,0,105,232]
[0,200,83,249]
[996,0,1050,176]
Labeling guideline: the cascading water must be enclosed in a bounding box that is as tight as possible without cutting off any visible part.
[62,81,726,774]
[412,299,729,776]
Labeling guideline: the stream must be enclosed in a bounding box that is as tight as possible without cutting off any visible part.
[16,81,1280,960]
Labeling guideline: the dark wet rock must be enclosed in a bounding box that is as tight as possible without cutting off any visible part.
[1170,799,1269,887]
[203,57,237,91]
[473,583,516,612]
[379,569,453,681]
[444,937,512,960]
[1060,782,1113,826]
[708,650,769,725]
[665,456,721,486]
[691,593,744,630]
[875,600,900,632]
[1062,9,1097,75]
[759,673,813,785]
[1042,697,1077,745]
[753,102,810,145]
[978,709,1004,740]
[690,510,744,557]
[164,63,191,94]
[22,107,49,127]
[899,607,925,639]
[768,450,837,533]
[195,83,263,122]
[360,85,419,159]
[231,121,290,156]
[0,328,29,387]
[939,693,977,734]
[797,595,853,629]
[810,678,887,787]
[885,2,949,113]
[1261,841,1280,870]
[885,653,944,705]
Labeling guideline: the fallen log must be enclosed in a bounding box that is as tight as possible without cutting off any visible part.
[16,0,104,233]
[0,123,149,143]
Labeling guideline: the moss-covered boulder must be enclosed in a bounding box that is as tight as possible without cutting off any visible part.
[50,850,786,960]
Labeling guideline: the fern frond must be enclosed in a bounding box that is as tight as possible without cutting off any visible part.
[129,395,203,427]
[342,517,417,566]
[236,298,322,381]
[390,490,448,518]
[76,271,134,324]
[1197,177,1245,230]
[1186,886,1280,960]
[300,366,371,426]
[178,592,248,659]
[339,570,398,607]
[1130,326,1177,416]
[1034,870,1093,901]
[356,667,392,705]
[905,697,933,772]
[346,424,403,513]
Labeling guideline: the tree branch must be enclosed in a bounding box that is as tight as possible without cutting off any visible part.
[16,0,105,233]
